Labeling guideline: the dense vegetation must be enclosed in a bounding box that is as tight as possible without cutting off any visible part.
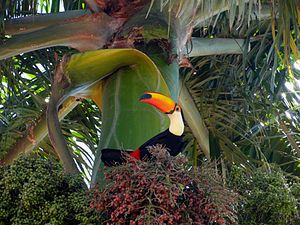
[229,165,300,225]
[1,151,300,224]
[0,154,100,225]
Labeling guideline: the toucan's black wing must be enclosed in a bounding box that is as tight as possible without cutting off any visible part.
[101,129,184,166]
[101,148,128,166]
[138,129,184,159]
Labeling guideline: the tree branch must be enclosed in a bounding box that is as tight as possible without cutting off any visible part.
[4,10,90,35]
[85,0,100,13]
[0,13,124,60]
[0,97,79,165]
[189,38,245,57]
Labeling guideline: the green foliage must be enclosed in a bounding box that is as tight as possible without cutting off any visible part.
[0,0,86,19]
[229,165,299,225]
[0,154,100,225]
[0,48,101,180]
[184,14,300,173]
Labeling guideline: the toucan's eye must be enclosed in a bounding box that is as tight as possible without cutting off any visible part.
[175,106,180,111]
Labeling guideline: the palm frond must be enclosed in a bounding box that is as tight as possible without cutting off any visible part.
[0,0,85,19]
[183,12,300,171]
[0,47,100,181]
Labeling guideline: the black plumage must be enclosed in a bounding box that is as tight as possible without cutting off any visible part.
[138,129,184,158]
[101,129,183,166]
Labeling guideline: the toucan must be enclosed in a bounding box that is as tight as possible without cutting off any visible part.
[101,92,184,166]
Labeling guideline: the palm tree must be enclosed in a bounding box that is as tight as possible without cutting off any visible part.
[0,0,299,186]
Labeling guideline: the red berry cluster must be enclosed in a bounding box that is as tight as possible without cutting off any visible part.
[90,146,238,224]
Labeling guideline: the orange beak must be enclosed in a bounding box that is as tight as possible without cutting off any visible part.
[139,92,176,114]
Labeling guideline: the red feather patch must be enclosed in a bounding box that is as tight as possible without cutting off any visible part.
[130,149,141,159]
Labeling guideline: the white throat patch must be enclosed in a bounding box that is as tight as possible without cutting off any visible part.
[168,110,184,136]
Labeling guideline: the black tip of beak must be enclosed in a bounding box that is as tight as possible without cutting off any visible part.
[139,93,152,101]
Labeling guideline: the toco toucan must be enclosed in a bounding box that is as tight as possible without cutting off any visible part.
[101,92,184,166]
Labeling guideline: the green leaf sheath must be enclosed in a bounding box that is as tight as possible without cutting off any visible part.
[179,81,210,158]
[65,49,168,91]
[100,65,170,151]
[53,49,172,178]
[65,49,175,150]
[149,53,179,101]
